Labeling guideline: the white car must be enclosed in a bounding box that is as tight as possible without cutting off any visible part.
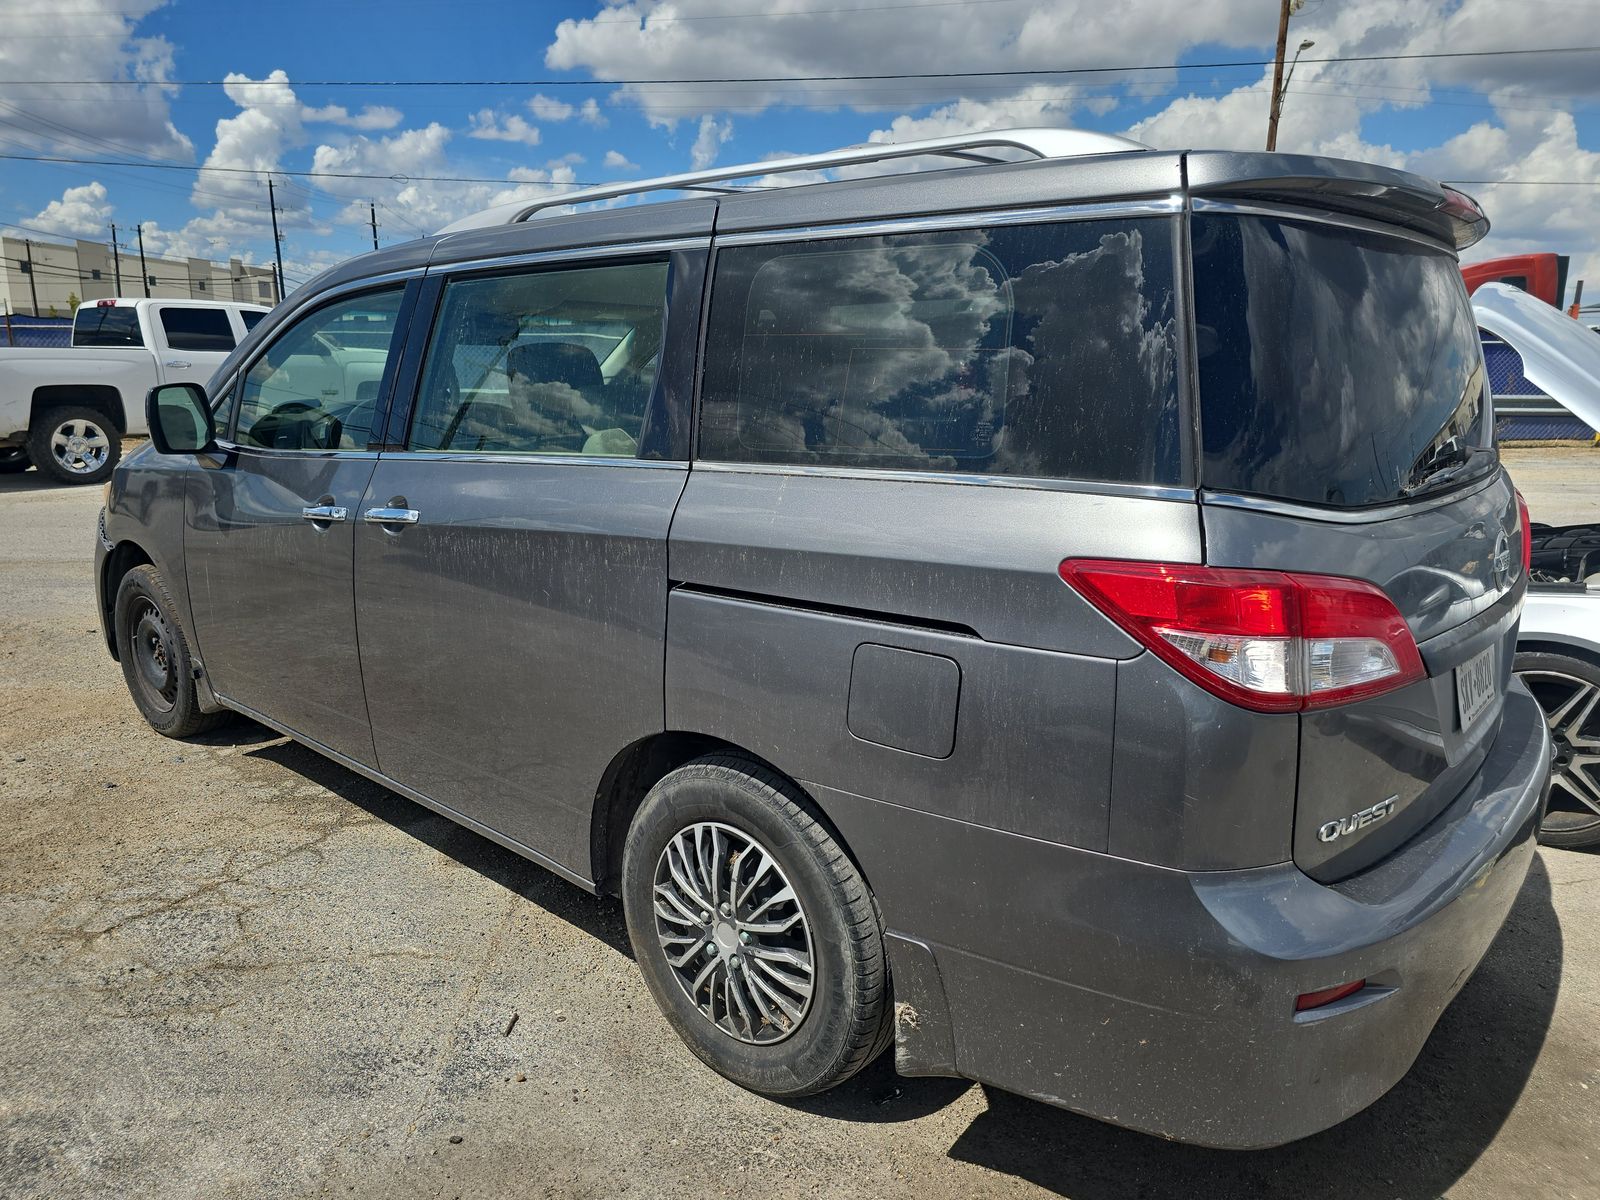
[1475,283,1600,848]
[0,297,269,485]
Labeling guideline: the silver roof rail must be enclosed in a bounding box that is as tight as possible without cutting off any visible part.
[435,126,1151,234]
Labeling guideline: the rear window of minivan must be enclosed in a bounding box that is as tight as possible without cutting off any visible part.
[1192,213,1490,508]
[699,218,1183,485]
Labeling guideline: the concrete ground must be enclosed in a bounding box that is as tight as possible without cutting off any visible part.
[2,448,1597,1200]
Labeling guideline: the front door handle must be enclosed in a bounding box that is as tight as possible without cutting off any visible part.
[363,507,420,525]
[301,504,348,523]
[163,359,192,369]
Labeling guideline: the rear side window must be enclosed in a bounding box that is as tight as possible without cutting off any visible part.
[73,305,143,347]
[241,309,267,332]
[699,218,1182,484]
[1192,214,1490,507]
[408,259,669,458]
[159,307,235,352]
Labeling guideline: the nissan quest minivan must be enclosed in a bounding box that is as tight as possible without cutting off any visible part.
[97,130,1553,1149]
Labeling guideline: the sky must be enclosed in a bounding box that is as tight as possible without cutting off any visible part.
[0,0,1598,299]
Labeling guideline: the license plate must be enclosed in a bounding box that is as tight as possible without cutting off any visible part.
[1455,645,1497,731]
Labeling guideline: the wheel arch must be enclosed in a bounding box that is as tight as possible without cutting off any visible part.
[1515,637,1600,671]
[100,539,156,660]
[588,731,873,901]
[31,385,129,434]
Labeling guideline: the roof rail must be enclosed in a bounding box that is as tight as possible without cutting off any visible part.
[435,126,1151,235]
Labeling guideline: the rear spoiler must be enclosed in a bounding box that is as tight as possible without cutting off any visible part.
[1185,151,1490,251]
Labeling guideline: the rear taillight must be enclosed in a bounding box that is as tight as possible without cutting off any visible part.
[1515,489,1533,576]
[1058,560,1426,713]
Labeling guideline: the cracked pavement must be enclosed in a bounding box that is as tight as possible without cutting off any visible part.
[2,449,1598,1199]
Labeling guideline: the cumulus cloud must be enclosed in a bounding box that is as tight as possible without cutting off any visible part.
[528,94,575,122]
[690,115,732,169]
[0,0,192,158]
[467,109,543,145]
[25,182,114,239]
[603,149,639,170]
[302,103,404,131]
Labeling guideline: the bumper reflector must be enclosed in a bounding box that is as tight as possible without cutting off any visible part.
[1295,979,1367,1012]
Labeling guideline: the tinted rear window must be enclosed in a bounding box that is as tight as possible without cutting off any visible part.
[699,218,1182,485]
[73,305,143,347]
[241,309,267,331]
[1193,214,1489,507]
[159,307,235,352]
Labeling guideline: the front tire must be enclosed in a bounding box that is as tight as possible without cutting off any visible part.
[114,564,226,738]
[622,754,892,1098]
[28,406,120,485]
[1515,649,1600,849]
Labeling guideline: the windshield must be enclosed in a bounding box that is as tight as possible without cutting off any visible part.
[1193,214,1491,507]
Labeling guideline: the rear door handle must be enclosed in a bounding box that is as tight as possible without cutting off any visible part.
[163,359,192,369]
[363,507,420,525]
[301,504,348,523]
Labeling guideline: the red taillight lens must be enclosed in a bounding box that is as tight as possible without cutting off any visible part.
[1515,489,1533,577]
[1295,979,1367,1012]
[1059,560,1426,713]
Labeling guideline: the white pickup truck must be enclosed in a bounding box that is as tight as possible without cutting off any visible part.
[0,296,269,484]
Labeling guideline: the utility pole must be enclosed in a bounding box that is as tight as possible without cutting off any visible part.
[1265,0,1301,152]
[267,176,285,301]
[24,240,39,316]
[370,201,379,252]
[136,223,150,298]
[109,223,122,294]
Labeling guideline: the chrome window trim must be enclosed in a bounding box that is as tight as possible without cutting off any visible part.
[1189,198,1458,254]
[713,197,1185,247]
[381,450,687,469]
[1201,470,1503,524]
[691,459,1195,501]
[215,440,381,461]
[428,236,710,279]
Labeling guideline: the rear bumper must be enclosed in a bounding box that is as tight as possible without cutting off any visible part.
[825,681,1552,1149]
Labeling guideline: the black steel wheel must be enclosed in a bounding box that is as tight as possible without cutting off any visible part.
[113,564,227,738]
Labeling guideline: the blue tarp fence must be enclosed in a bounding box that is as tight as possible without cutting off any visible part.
[2,314,72,347]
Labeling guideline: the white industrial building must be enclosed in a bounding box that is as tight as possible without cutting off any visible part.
[0,235,279,317]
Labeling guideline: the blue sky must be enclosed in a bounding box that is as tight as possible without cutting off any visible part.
[2,0,1598,295]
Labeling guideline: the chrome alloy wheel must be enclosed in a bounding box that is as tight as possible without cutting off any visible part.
[1522,669,1600,821]
[652,821,815,1045]
[49,417,111,476]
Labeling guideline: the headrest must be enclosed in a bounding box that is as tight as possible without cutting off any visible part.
[507,341,603,392]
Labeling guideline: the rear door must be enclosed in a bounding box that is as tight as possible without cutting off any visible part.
[351,246,704,878]
[1190,207,1523,881]
[185,284,411,765]
[151,304,240,388]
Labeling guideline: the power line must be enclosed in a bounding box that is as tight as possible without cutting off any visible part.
[5,44,1599,88]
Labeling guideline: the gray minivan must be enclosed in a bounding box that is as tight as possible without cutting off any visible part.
[98,129,1552,1149]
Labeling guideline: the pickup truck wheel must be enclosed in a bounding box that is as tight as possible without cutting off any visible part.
[114,564,226,739]
[1515,650,1600,849]
[0,447,28,473]
[28,406,120,485]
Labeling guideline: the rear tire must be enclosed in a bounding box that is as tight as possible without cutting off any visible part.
[28,406,120,485]
[1515,649,1600,849]
[621,753,892,1098]
[114,564,226,739]
[0,447,28,473]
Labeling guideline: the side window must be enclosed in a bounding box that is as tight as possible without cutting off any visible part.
[408,259,668,457]
[240,309,267,332]
[235,288,404,451]
[699,218,1182,485]
[159,307,236,352]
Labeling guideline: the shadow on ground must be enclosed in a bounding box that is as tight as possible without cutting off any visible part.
[225,721,1562,1199]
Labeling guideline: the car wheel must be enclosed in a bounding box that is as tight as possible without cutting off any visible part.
[1515,649,1600,849]
[113,564,227,739]
[0,446,28,473]
[27,406,120,485]
[621,753,893,1098]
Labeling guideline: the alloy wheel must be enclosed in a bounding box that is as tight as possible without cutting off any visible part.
[1521,668,1600,830]
[651,821,815,1045]
[49,417,111,476]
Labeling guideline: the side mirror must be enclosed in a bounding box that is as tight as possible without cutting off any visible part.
[146,383,216,455]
